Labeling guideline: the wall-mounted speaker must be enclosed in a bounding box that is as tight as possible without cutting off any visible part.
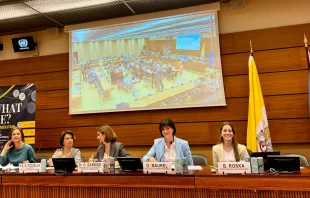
[0,43,3,51]
[230,0,246,11]
[46,27,60,37]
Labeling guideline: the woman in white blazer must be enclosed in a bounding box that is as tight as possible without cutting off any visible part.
[212,122,249,167]
[142,118,193,166]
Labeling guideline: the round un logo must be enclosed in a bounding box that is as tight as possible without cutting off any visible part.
[18,39,28,48]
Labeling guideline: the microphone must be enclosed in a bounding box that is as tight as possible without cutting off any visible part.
[158,141,173,162]
[36,138,44,156]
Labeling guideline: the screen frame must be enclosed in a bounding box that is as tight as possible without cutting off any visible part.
[117,157,143,172]
[52,158,76,173]
[68,9,225,115]
[11,36,36,52]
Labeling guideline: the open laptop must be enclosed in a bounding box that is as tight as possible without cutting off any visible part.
[267,155,300,173]
[117,157,143,172]
[52,158,75,173]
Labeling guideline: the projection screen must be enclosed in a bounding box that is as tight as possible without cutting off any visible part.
[69,9,226,114]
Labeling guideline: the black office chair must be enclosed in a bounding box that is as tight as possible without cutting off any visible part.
[35,156,49,163]
[282,153,309,167]
[192,154,208,166]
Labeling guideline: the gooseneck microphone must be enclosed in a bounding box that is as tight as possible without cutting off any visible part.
[36,138,45,156]
[159,141,173,162]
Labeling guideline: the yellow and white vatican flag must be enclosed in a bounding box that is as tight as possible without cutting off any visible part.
[247,51,273,152]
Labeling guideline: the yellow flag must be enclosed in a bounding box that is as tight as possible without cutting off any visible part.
[247,55,273,152]
[200,43,205,59]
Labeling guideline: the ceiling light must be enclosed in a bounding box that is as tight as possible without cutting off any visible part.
[0,3,38,20]
[25,0,121,13]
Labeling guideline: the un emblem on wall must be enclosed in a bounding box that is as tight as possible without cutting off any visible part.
[18,39,28,48]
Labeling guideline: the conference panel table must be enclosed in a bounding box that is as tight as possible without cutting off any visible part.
[195,166,310,198]
[1,167,310,198]
[1,170,196,198]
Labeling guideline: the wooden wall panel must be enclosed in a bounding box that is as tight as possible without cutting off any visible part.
[36,90,68,110]
[35,94,308,129]
[0,54,68,77]
[222,47,308,76]
[0,71,68,91]
[35,118,310,148]
[33,70,307,111]
[220,24,310,54]
[224,70,308,98]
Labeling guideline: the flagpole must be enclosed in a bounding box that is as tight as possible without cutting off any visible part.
[304,34,310,115]
[250,40,253,55]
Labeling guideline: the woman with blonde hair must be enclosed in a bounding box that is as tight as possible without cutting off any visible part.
[212,122,249,167]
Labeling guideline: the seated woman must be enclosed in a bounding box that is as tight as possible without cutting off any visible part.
[0,127,35,166]
[142,118,194,166]
[212,122,249,167]
[89,125,130,166]
[48,130,82,167]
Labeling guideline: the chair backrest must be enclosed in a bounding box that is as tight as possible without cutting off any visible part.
[282,153,309,167]
[247,149,252,156]
[192,154,208,166]
[35,156,49,163]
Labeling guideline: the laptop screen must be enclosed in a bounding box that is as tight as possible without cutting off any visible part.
[52,158,76,173]
[117,157,143,172]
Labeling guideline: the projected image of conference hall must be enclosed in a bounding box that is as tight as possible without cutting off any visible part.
[70,12,225,114]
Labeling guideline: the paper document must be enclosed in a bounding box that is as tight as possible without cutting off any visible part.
[188,165,202,170]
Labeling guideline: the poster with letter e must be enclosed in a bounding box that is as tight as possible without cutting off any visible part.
[0,84,36,149]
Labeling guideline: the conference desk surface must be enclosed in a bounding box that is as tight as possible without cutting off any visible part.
[2,169,197,188]
[1,167,310,198]
[195,166,310,198]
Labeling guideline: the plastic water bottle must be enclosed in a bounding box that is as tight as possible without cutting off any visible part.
[41,159,46,172]
[175,158,183,174]
[110,157,115,172]
[182,157,188,173]
[103,157,109,173]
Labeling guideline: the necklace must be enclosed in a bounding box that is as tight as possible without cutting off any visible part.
[63,149,72,157]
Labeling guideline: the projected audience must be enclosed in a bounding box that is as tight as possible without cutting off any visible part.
[72,49,223,111]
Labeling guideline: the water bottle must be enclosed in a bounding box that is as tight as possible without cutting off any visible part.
[175,158,183,174]
[41,159,47,172]
[103,157,109,173]
[182,157,188,173]
[110,157,115,172]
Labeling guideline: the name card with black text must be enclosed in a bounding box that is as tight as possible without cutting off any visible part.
[78,162,104,173]
[19,163,41,173]
[217,162,251,175]
[143,162,173,174]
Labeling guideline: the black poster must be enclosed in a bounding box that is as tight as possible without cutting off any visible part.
[0,84,36,148]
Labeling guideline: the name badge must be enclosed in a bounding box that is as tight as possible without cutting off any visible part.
[143,162,173,174]
[19,163,41,173]
[78,162,103,173]
[217,162,251,175]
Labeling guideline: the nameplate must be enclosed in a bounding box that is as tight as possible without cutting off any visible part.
[78,162,103,173]
[217,162,251,175]
[19,163,41,173]
[143,162,173,174]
